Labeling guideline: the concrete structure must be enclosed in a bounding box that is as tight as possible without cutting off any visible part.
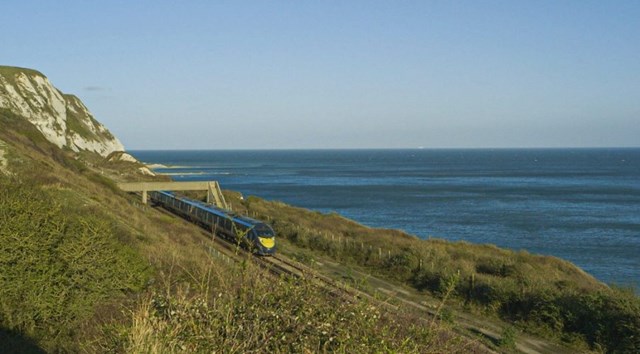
[117,181,228,209]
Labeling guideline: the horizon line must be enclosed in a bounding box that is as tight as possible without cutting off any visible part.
[127,146,640,152]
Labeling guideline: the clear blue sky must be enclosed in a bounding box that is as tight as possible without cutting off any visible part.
[2,1,639,149]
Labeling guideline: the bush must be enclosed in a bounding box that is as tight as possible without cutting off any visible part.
[0,179,149,351]
[123,261,475,353]
[499,326,517,349]
[231,193,640,353]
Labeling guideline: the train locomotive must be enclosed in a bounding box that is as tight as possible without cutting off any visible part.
[149,191,276,255]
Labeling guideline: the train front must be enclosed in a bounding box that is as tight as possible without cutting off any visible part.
[252,223,276,255]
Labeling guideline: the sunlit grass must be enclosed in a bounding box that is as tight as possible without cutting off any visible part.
[225,192,640,353]
[0,114,478,353]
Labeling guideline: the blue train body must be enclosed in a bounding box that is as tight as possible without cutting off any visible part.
[149,191,276,255]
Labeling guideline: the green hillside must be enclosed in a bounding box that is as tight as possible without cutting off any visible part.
[1,67,639,353]
[0,96,474,352]
[224,193,640,353]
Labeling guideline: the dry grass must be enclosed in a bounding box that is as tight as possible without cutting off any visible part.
[0,110,481,353]
[224,192,640,353]
[122,257,483,354]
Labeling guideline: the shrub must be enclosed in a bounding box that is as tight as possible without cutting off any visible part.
[0,179,149,351]
[230,193,640,352]
[122,260,477,353]
[499,326,517,349]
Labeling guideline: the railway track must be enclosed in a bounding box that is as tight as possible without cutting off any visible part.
[152,202,386,306]
[152,200,435,317]
[148,196,356,290]
[284,256,395,304]
[255,254,373,303]
[150,202,565,353]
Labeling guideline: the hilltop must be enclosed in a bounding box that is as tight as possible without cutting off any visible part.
[0,66,123,156]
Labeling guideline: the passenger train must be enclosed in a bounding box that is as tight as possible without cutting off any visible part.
[149,191,276,255]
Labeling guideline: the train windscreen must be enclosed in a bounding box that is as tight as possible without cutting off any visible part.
[253,223,274,237]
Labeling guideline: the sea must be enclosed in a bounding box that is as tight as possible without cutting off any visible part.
[130,149,640,287]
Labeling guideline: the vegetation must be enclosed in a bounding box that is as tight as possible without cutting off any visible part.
[2,78,638,352]
[64,94,117,142]
[120,257,480,353]
[498,326,517,350]
[65,107,98,141]
[0,66,116,145]
[0,180,149,351]
[0,66,45,85]
[226,193,640,353]
[0,67,60,121]
[0,103,475,352]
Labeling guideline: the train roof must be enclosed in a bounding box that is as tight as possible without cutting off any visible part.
[156,191,264,228]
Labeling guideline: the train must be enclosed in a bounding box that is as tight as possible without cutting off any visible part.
[149,191,276,255]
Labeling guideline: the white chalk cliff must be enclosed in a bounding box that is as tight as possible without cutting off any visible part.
[0,66,124,157]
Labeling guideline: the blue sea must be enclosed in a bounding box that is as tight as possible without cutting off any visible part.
[131,149,640,287]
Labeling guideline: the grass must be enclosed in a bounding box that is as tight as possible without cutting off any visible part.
[64,94,116,141]
[221,192,640,353]
[119,257,480,353]
[2,81,637,352]
[0,66,45,85]
[65,105,99,141]
[0,179,150,352]
[0,66,61,121]
[498,326,517,350]
[0,105,480,353]
[1,66,116,144]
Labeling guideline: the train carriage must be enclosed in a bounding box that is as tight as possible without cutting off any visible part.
[149,191,275,255]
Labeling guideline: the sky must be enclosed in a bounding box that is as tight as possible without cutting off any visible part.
[2,1,639,149]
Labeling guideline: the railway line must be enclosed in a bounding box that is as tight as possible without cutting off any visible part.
[148,195,569,354]
[152,199,388,306]
[148,192,351,291]
[151,199,489,346]
[259,254,383,304]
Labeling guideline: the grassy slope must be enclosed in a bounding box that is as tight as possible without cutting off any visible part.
[3,97,637,352]
[221,192,640,353]
[0,110,475,352]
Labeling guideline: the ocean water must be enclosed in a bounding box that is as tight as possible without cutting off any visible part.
[131,149,640,287]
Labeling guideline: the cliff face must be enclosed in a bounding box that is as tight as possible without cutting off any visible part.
[0,66,124,156]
